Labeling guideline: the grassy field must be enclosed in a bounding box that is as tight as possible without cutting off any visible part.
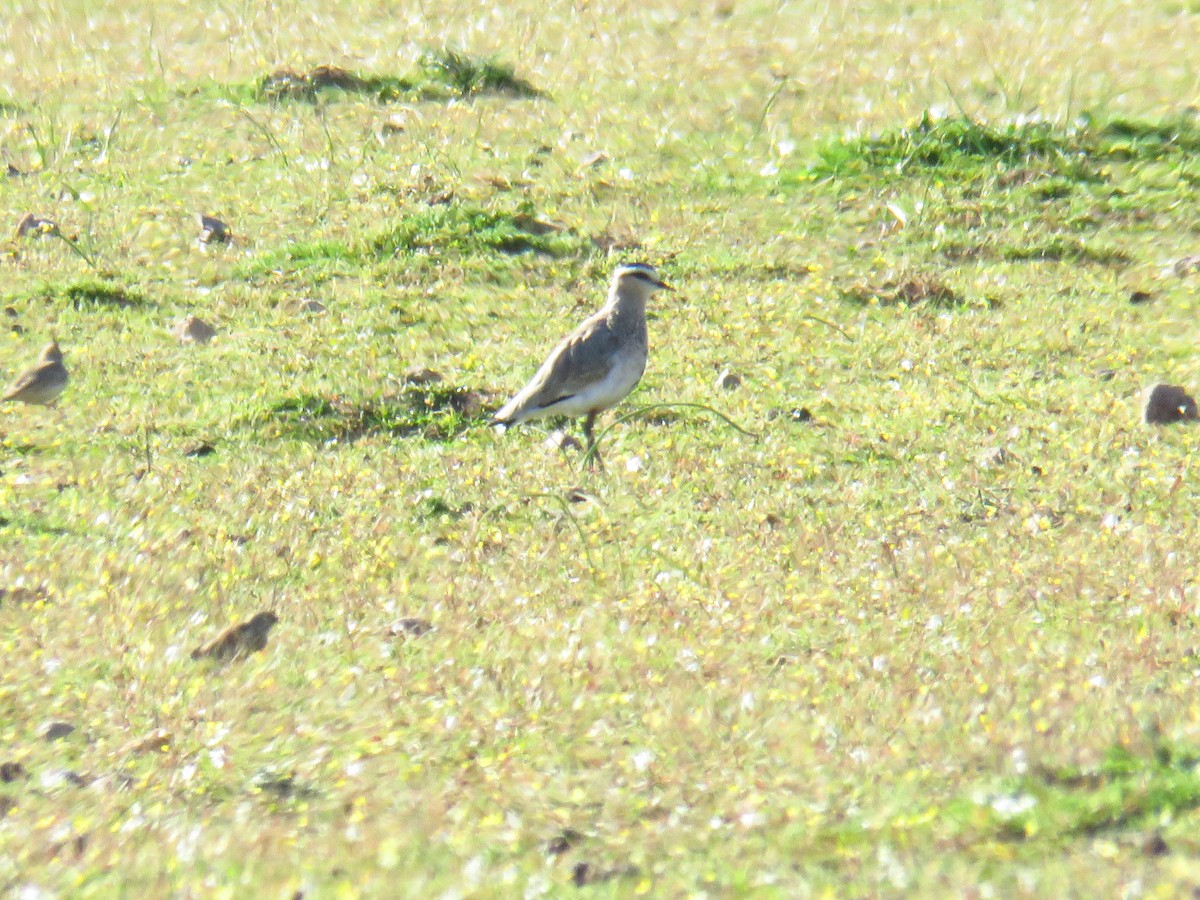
[3,0,1200,895]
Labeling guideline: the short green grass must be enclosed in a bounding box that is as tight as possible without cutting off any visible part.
[3,1,1200,896]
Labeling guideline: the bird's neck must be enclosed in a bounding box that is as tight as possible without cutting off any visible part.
[605,291,648,335]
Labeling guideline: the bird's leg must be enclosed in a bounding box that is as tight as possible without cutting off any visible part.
[582,411,604,471]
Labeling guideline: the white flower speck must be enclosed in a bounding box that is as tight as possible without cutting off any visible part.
[991,793,1036,817]
[739,809,765,828]
[631,749,654,772]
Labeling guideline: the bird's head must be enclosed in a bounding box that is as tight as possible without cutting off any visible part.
[612,263,672,299]
[42,340,63,364]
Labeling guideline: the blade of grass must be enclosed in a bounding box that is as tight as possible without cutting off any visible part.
[582,402,760,470]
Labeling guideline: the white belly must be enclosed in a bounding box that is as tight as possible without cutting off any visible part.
[550,352,645,418]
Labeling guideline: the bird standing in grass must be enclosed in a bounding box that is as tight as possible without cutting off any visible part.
[3,340,68,406]
[492,263,672,468]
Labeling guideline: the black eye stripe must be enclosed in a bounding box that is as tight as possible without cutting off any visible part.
[620,267,659,283]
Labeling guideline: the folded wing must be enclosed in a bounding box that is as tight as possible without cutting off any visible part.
[495,316,620,423]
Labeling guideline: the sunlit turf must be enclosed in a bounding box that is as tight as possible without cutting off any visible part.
[2,0,1200,895]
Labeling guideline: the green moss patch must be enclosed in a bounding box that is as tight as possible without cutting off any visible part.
[951,743,1200,842]
[251,384,490,443]
[196,50,540,106]
[802,111,1200,180]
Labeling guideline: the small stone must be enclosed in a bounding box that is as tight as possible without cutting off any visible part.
[1142,383,1199,425]
[172,315,216,345]
[545,430,583,452]
[116,729,171,756]
[1143,832,1169,857]
[1173,255,1200,277]
[198,214,231,244]
[403,367,443,386]
[572,863,594,887]
[567,862,635,887]
[977,446,1010,468]
[545,828,584,855]
[1129,290,1153,305]
[387,618,433,637]
[452,390,485,418]
[0,761,26,782]
[39,769,87,789]
[41,721,75,741]
[184,442,217,458]
[16,213,59,238]
[0,585,49,605]
[294,299,327,314]
[715,368,742,391]
[6,163,21,178]
[253,769,310,798]
[578,150,609,170]
[790,407,813,423]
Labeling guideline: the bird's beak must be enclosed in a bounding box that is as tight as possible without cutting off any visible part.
[656,279,674,292]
